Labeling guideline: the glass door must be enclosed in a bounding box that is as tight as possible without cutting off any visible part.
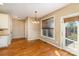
[62,15,79,55]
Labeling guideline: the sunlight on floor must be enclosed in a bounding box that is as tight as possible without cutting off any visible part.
[54,50,61,56]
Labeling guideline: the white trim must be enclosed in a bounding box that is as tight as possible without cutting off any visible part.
[41,35,54,40]
[60,12,79,55]
[65,38,77,42]
[40,39,61,49]
[63,46,79,55]
[61,12,79,19]
[41,16,55,40]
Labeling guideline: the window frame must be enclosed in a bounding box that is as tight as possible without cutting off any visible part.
[41,16,55,40]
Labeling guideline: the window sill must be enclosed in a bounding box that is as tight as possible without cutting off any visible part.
[42,35,55,40]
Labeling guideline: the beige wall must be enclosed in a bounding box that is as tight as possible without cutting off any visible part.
[25,17,28,38]
[12,19,25,39]
[40,4,79,47]
[12,17,40,40]
[25,17,40,40]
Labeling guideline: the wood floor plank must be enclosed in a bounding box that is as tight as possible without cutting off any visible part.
[0,39,74,56]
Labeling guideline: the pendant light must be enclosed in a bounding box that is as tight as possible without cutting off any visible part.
[32,11,39,24]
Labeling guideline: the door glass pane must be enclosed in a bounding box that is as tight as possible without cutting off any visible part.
[64,16,79,50]
[65,21,77,41]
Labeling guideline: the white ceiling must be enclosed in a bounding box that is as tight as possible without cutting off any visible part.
[0,3,69,19]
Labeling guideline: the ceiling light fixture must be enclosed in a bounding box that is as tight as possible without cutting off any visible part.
[32,11,39,24]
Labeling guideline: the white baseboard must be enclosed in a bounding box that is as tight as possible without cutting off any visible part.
[40,39,77,55]
[40,39,62,49]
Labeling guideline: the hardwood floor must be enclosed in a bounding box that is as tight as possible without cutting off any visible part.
[0,39,74,56]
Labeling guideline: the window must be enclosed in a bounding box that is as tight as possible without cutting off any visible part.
[65,21,77,41]
[42,17,55,39]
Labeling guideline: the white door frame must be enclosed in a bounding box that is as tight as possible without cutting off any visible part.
[60,12,79,55]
